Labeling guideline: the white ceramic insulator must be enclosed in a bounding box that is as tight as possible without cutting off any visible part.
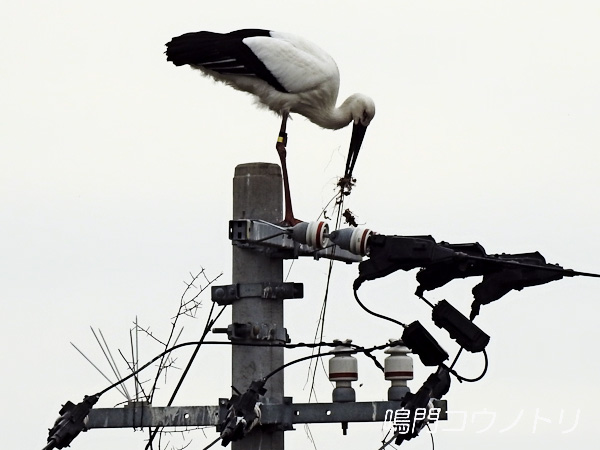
[328,227,373,256]
[329,343,358,382]
[349,227,372,256]
[384,342,413,381]
[291,221,329,249]
[306,221,329,249]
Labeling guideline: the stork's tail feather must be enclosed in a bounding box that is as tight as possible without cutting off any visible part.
[165,29,272,67]
[165,32,220,66]
[165,29,288,93]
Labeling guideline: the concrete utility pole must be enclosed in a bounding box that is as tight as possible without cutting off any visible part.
[231,162,284,450]
[82,161,446,449]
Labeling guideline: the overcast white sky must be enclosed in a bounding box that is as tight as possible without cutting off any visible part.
[2,1,599,449]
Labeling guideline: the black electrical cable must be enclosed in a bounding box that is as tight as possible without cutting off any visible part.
[97,342,191,396]
[203,340,386,373]
[415,292,489,383]
[449,347,463,370]
[426,423,435,450]
[465,253,600,278]
[446,349,488,383]
[416,294,435,309]
[378,429,395,449]
[201,436,221,450]
[96,339,392,398]
[353,287,407,328]
[378,417,437,450]
[145,303,226,449]
[263,342,392,382]
[353,287,488,383]
[443,311,489,383]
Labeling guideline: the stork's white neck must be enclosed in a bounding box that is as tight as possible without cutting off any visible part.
[294,93,374,130]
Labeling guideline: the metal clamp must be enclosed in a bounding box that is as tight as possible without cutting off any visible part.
[229,219,362,263]
[211,282,303,305]
[214,322,289,343]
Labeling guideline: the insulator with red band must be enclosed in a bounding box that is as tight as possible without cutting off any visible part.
[327,227,373,256]
[328,339,358,402]
[384,340,413,401]
[291,221,329,249]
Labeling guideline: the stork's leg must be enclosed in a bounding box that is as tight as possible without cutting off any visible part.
[275,112,301,226]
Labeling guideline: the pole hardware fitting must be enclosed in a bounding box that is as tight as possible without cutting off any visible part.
[214,322,290,343]
[211,282,304,305]
[229,219,362,263]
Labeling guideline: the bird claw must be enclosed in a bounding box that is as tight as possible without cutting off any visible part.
[280,216,303,227]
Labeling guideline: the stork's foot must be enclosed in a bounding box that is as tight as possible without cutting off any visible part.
[280,215,303,227]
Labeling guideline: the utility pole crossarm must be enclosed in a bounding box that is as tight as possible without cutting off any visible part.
[85,399,448,429]
[86,404,221,428]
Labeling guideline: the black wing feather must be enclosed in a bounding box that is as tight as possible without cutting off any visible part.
[165,29,288,93]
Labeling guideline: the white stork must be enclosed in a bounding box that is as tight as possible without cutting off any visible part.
[165,29,375,225]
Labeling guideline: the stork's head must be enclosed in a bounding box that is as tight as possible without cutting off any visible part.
[348,94,376,127]
[345,94,375,179]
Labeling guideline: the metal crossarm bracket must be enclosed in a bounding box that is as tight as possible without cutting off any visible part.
[86,399,447,429]
[87,404,221,429]
[211,282,303,305]
[229,219,362,263]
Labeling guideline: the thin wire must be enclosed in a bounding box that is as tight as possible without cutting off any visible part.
[306,257,334,401]
[447,349,489,383]
[427,423,435,450]
[264,342,392,381]
[378,422,436,450]
[246,220,291,244]
[446,315,488,381]
[316,191,340,221]
[416,294,435,309]
[145,303,226,449]
[284,259,295,282]
[306,187,345,402]
[378,430,397,449]
[96,339,395,398]
[146,269,222,403]
[250,231,288,243]
[254,219,290,232]
[449,347,464,370]
[201,436,221,450]
[353,288,407,329]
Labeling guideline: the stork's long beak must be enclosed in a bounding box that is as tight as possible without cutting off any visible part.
[344,122,368,179]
